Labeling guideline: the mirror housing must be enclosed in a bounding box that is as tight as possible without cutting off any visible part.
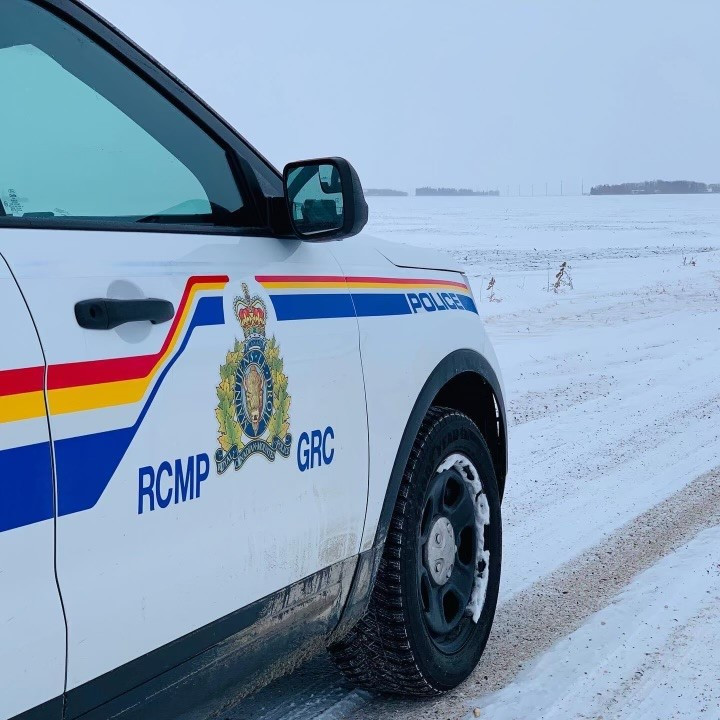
[283,157,368,240]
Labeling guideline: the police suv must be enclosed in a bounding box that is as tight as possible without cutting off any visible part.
[0,2,507,718]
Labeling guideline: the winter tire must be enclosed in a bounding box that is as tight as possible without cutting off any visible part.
[329,406,502,695]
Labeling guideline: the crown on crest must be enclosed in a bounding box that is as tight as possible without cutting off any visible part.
[234,283,267,338]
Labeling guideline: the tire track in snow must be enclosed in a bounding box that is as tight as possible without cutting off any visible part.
[495,281,720,595]
[342,466,720,720]
[220,467,720,720]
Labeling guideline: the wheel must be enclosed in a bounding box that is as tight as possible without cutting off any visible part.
[329,406,502,695]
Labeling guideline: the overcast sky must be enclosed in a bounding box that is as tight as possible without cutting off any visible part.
[89,0,720,195]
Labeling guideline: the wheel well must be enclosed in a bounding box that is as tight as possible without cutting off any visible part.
[433,372,507,499]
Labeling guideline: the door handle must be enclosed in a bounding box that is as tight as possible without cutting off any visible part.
[75,298,175,330]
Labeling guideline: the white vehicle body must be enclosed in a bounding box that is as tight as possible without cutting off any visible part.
[0,2,506,719]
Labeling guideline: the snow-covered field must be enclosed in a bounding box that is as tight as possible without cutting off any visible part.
[374,194,720,599]
[228,194,720,720]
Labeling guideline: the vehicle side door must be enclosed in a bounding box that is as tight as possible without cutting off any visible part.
[0,1,368,715]
[0,254,65,720]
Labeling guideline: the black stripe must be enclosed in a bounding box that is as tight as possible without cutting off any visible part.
[8,696,63,720]
[65,557,355,719]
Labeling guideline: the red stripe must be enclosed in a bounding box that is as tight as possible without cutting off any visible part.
[256,275,346,283]
[47,274,228,391]
[0,366,44,397]
[48,354,156,390]
[346,276,467,288]
[256,275,467,289]
[0,274,227,398]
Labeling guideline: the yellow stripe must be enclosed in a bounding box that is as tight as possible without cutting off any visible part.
[49,377,148,415]
[260,281,348,289]
[48,281,224,416]
[260,281,470,292]
[346,282,469,292]
[0,391,46,424]
[0,280,226,424]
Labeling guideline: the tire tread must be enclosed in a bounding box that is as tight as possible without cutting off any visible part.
[329,406,473,696]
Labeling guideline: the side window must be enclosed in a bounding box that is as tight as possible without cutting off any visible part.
[0,0,249,228]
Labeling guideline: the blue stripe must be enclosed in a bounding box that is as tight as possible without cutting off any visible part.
[269,293,355,320]
[56,295,224,517]
[456,294,478,313]
[269,292,476,320]
[0,441,54,532]
[351,293,412,317]
[269,292,413,320]
[0,295,225,532]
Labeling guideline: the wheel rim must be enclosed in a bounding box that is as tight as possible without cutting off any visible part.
[417,455,483,651]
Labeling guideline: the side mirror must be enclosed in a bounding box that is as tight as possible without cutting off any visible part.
[283,157,368,240]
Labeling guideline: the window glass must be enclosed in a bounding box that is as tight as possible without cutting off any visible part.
[287,164,344,234]
[0,0,248,227]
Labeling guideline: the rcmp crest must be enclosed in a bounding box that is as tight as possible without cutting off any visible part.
[215,283,292,473]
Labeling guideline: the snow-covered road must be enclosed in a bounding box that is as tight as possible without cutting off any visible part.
[477,522,720,720]
[223,195,720,720]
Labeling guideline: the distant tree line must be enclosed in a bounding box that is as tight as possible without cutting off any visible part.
[415,187,499,197]
[364,188,408,196]
[590,180,720,195]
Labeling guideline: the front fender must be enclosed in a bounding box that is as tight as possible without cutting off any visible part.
[330,349,506,643]
[373,348,506,550]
